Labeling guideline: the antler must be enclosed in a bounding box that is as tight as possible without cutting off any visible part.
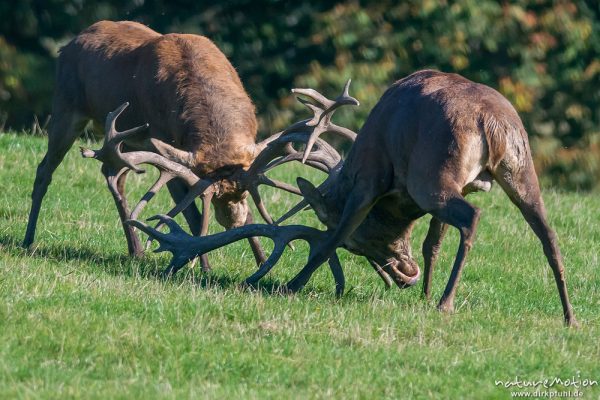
[291,79,359,163]
[80,102,149,173]
[121,81,394,294]
[240,133,343,225]
[95,83,362,294]
[81,103,216,244]
[127,215,346,296]
[238,80,359,225]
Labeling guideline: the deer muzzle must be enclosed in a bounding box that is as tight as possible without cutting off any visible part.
[382,257,421,289]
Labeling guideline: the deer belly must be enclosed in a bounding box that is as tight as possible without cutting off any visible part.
[463,170,493,194]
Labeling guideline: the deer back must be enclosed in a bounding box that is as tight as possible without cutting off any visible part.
[338,70,531,196]
[58,20,257,175]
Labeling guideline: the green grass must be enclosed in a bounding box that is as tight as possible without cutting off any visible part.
[0,132,599,399]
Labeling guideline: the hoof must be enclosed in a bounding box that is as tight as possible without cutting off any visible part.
[277,285,296,296]
[437,301,454,313]
[566,317,580,329]
[238,281,253,291]
[160,269,176,280]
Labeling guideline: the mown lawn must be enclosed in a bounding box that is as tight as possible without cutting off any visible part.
[0,133,599,399]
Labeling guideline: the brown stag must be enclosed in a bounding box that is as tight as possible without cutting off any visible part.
[132,70,578,327]
[23,20,272,268]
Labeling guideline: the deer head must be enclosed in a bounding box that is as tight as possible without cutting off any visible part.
[297,177,420,288]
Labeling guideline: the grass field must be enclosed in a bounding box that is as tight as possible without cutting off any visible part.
[0,132,599,399]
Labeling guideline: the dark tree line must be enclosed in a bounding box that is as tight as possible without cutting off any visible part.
[1,0,598,189]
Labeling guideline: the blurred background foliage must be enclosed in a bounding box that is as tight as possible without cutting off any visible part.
[0,0,598,189]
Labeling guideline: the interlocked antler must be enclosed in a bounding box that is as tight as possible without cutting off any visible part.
[111,82,369,293]
[127,215,346,296]
[291,79,359,163]
[240,133,343,225]
[240,79,359,225]
[119,81,364,292]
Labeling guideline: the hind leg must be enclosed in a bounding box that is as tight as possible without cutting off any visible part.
[494,165,577,327]
[23,110,84,248]
[409,176,481,312]
[430,197,481,312]
[421,217,449,300]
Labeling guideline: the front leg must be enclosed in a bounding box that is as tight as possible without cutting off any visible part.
[245,210,268,267]
[286,187,377,293]
[102,165,143,257]
[166,179,210,271]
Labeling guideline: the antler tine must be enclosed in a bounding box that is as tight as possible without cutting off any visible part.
[104,167,129,196]
[324,123,357,142]
[127,216,346,294]
[291,88,335,109]
[243,241,288,286]
[307,79,359,126]
[340,79,358,105]
[130,170,175,220]
[128,215,194,259]
[301,125,327,164]
[126,216,173,244]
[249,186,274,224]
[112,123,150,144]
[147,214,187,235]
[266,155,330,174]
[81,102,148,173]
[165,180,216,219]
[274,160,344,225]
[328,253,345,298]
[104,102,151,151]
[273,199,309,225]
[290,80,359,164]
[144,180,217,247]
[104,102,130,140]
[258,175,302,195]
[106,101,150,143]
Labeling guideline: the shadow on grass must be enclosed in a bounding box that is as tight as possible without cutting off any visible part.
[0,233,290,296]
[190,272,288,296]
[0,233,131,267]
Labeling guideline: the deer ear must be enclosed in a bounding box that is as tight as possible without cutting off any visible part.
[297,177,328,221]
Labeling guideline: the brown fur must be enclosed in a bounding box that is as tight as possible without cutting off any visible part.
[292,70,577,326]
[68,21,257,174]
[24,21,260,256]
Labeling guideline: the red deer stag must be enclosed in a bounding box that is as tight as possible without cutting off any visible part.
[23,20,270,268]
[132,71,578,327]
